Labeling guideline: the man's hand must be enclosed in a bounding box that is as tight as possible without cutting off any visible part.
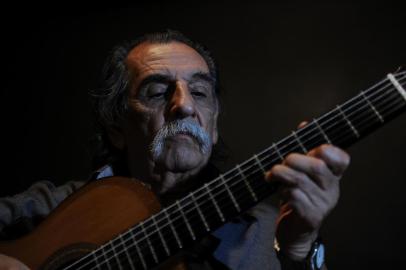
[0,254,30,270]
[265,142,350,260]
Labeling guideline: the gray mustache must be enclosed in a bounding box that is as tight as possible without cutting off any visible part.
[150,119,212,160]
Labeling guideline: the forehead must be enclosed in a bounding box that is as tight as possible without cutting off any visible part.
[126,41,210,84]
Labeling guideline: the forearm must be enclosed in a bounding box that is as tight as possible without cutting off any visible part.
[0,180,84,239]
[276,235,326,270]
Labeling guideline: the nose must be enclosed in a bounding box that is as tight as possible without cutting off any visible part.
[168,81,196,119]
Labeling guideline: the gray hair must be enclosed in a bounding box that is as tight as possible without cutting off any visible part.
[89,30,220,169]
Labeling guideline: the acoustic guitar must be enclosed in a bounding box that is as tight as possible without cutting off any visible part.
[0,71,405,270]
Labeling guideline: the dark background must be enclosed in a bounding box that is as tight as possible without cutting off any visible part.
[1,2,405,269]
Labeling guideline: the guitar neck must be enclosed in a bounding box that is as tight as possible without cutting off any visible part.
[72,71,406,270]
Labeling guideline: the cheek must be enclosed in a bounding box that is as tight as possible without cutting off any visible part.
[126,102,155,138]
[199,109,218,140]
[138,106,167,141]
[147,112,165,139]
[208,117,218,142]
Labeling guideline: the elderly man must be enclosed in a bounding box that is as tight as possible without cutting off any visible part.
[0,30,349,269]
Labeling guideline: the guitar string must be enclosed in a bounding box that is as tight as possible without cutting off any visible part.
[86,85,406,270]
[93,77,406,270]
[87,75,406,270]
[95,71,406,255]
[67,72,405,270]
[69,73,405,270]
[179,73,406,217]
[76,74,405,270]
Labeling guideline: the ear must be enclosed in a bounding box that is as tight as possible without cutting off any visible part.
[211,99,219,145]
[212,126,218,145]
[106,125,126,150]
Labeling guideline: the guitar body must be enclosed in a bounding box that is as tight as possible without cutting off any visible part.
[0,177,184,270]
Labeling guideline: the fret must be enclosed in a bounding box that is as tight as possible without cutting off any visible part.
[365,83,406,124]
[336,104,360,138]
[192,188,223,229]
[163,208,183,249]
[100,244,112,270]
[92,249,102,270]
[292,130,307,153]
[272,143,284,161]
[190,192,210,232]
[388,73,406,101]
[140,222,158,264]
[296,123,324,151]
[236,164,258,202]
[220,168,260,211]
[177,196,209,237]
[109,241,123,270]
[118,234,136,270]
[360,91,384,123]
[176,200,196,241]
[111,236,133,270]
[253,154,265,173]
[313,118,332,144]
[205,183,225,222]
[219,174,241,212]
[151,215,170,256]
[129,229,147,270]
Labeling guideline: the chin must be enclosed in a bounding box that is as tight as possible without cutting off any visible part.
[158,145,209,173]
[163,154,203,173]
[157,142,208,169]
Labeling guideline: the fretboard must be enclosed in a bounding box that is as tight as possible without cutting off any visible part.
[68,71,406,270]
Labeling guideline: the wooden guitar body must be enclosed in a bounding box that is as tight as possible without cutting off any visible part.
[0,177,175,270]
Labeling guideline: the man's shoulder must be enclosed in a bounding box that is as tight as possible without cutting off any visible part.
[0,179,86,240]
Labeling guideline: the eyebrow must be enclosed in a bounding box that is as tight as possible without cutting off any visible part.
[138,74,173,89]
[190,72,215,85]
[139,71,215,89]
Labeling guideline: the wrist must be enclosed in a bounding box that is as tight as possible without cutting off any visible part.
[275,232,318,260]
[274,236,325,270]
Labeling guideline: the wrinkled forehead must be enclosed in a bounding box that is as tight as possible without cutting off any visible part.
[125,41,210,87]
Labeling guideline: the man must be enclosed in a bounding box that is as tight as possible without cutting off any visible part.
[0,30,350,269]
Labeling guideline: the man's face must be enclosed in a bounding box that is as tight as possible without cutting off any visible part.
[113,41,218,192]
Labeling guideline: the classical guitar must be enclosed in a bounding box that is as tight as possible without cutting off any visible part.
[0,71,405,270]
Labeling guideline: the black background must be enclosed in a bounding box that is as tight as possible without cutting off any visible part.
[1,2,405,269]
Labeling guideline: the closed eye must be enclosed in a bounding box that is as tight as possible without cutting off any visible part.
[149,92,166,99]
[191,91,207,97]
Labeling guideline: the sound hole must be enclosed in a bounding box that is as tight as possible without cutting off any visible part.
[41,243,97,270]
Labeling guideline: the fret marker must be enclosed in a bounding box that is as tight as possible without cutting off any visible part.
[313,118,332,144]
[190,192,211,232]
[176,200,196,240]
[205,183,225,222]
[140,222,158,263]
[253,154,265,173]
[236,164,258,202]
[151,215,170,256]
[292,130,307,153]
[387,73,406,101]
[360,91,384,123]
[163,208,183,249]
[337,105,360,138]
[219,174,241,212]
